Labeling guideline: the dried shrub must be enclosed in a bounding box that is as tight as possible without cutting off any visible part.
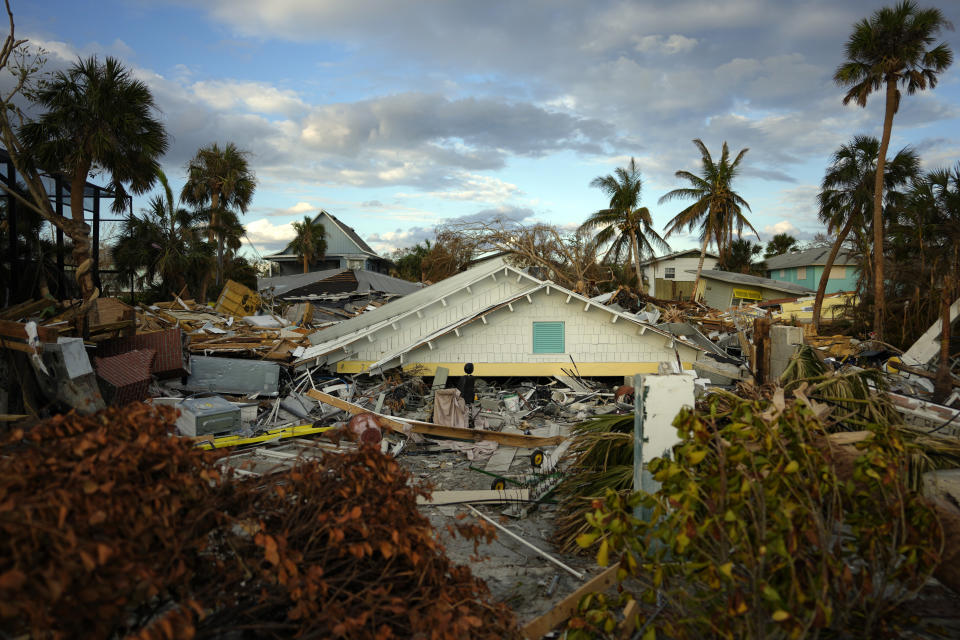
[0,404,519,639]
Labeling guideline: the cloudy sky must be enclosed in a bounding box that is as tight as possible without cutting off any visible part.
[14,0,960,258]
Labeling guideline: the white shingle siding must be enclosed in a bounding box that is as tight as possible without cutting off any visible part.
[401,289,697,365]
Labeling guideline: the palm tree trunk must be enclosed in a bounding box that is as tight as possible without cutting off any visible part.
[69,169,98,302]
[934,277,953,403]
[690,235,710,302]
[812,217,855,332]
[872,79,897,341]
[628,227,643,293]
[303,254,309,274]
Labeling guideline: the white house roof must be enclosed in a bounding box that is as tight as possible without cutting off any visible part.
[637,249,720,267]
[365,282,705,372]
[292,257,541,367]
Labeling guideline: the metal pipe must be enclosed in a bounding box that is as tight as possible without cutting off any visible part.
[466,505,584,580]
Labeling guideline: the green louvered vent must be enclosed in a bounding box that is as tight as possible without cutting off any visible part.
[532,321,565,354]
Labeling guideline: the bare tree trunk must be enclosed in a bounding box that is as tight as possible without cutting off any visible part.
[812,217,855,332]
[872,79,897,341]
[690,234,710,302]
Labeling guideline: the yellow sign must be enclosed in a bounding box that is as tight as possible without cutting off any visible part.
[732,288,762,300]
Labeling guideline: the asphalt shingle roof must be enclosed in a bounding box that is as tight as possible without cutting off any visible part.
[688,269,815,294]
[764,247,856,270]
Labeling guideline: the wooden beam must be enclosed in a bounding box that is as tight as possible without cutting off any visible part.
[418,489,530,505]
[522,566,619,639]
[525,294,533,304]
[611,315,618,324]
[0,319,58,344]
[565,294,572,304]
[466,285,472,294]
[440,297,448,307]
[481,316,488,325]
[583,302,590,312]
[416,310,424,319]
[507,303,514,312]
[454,328,461,338]
[545,286,551,295]
[305,389,567,447]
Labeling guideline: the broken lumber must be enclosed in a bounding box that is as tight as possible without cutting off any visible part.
[417,489,530,505]
[305,389,567,448]
[522,565,619,639]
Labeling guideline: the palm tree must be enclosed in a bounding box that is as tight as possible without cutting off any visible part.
[764,233,799,259]
[659,139,755,301]
[289,215,328,273]
[181,142,256,294]
[835,0,953,340]
[720,239,764,275]
[580,158,670,289]
[812,136,919,330]
[18,56,169,302]
[113,170,209,298]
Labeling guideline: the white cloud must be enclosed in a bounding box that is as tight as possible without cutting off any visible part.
[634,34,698,55]
[395,173,520,203]
[244,218,296,251]
[190,80,307,117]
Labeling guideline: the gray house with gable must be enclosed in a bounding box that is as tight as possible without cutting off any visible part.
[267,210,392,277]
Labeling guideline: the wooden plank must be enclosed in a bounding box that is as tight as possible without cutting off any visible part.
[417,489,530,505]
[522,565,620,639]
[0,318,59,343]
[306,389,566,447]
[0,414,29,422]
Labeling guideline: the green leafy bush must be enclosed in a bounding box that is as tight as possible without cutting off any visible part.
[572,392,942,639]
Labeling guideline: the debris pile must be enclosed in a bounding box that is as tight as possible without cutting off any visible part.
[0,404,521,639]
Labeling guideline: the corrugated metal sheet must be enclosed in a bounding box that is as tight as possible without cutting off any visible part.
[185,356,280,396]
[97,328,188,379]
[532,321,564,353]
[94,349,155,406]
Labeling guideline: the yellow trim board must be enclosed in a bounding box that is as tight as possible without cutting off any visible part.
[195,423,335,450]
[336,360,693,376]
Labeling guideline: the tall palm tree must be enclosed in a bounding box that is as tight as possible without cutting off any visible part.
[19,56,169,302]
[290,215,328,273]
[659,139,755,301]
[812,136,920,330]
[580,158,669,289]
[835,0,953,340]
[181,142,256,294]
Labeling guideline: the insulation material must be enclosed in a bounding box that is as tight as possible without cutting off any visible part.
[185,355,280,396]
[94,348,156,406]
[97,327,189,379]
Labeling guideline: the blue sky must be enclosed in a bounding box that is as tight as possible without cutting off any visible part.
[12,0,960,260]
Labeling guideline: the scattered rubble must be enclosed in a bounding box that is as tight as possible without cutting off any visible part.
[1,264,958,637]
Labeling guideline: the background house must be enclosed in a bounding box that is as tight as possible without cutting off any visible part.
[639,249,720,300]
[267,210,392,276]
[693,269,815,309]
[764,247,858,294]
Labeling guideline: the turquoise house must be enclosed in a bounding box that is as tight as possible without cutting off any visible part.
[764,247,858,294]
